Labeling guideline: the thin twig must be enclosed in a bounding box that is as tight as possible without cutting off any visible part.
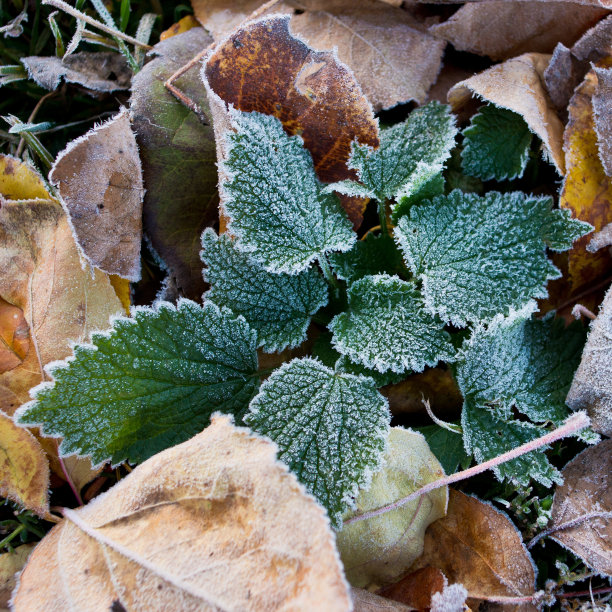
[527,511,612,549]
[56,441,84,507]
[558,586,612,599]
[16,90,56,157]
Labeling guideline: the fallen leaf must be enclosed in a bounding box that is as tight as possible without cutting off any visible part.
[0,410,49,516]
[410,490,537,608]
[592,65,612,176]
[416,0,612,6]
[352,588,414,611]
[572,13,612,62]
[20,52,131,93]
[337,427,448,588]
[203,14,379,228]
[448,53,565,175]
[544,43,585,114]
[0,297,29,374]
[429,3,606,62]
[191,0,264,39]
[587,220,612,252]
[0,155,49,202]
[50,108,144,281]
[377,566,446,609]
[559,65,612,293]
[159,14,200,40]
[130,27,219,299]
[548,439,612,576]
[566,284,612,435]
[12,415,351,611]
[0,544,35,608]
[108,274,131,315]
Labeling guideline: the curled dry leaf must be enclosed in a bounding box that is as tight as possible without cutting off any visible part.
[0,297,29,374]
[592,65,612,177]
[448,53,565,175]
[429,2,606,62]
[0,410,49,517]
[50,108,144,281]
[0,544,35,608]
[203,14,379,228]
[410,490,537,609]
[337,427,448,588]
[12,415,351,611]
[548,439,612,576]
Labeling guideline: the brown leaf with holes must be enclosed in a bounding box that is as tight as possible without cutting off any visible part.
[410,490,537,610]
[12,415,351,612]
[50,108,144,281]
[0,297,29,374]
[203,14,379,228]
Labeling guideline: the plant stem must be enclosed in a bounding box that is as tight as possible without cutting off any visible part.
[0,523,25,550]
[378,200,389,235]
[527,511,612,549]
[318,254,340,292]
[343,412,590,526]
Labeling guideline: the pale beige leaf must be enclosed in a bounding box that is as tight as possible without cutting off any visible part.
[337,428,448,589]
[429,3,606,61]
[448,53,565,174]
[0,544,35,608]
[549,439,612,576]
[191,0,264,40]
[351,588,414,611]
[12,415,351,611]
[50,108,144,281]
[415,0,612,7]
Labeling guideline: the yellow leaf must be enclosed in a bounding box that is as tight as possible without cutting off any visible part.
[109,275,131,315]
[0,297,30,374]
[0,155,50,202]
[160,14,200,40]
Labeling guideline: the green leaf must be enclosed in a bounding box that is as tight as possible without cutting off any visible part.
[201,229,328,353]
[391,170,445,223]
[329,275,455,374]
[461,104,533,182]
[461,402,561,488]
[454,310,586,424]
[16,300,259,466]
[221,110,355,274]
[245,358,390,527]
[395,190,592,326]
[328,233,405,285]
[417,424,470,474]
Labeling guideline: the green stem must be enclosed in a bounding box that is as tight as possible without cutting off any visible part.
[318,255,340,292]
[0,524,25,550]
[378,200,389,235]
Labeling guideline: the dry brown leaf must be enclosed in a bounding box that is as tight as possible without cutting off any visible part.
[410,490,537,609]
[12,415,351,611]
[448,53,565,175]
[352,588,414,611]
[191,0,264,39]
[572,13,612,62]
[0,297,29,374]
[377,567,446,609]
[0,544,35,608]
[429,3,606,62]
[592,65,612,176]
[548,439,612,576]
[543,43,584,114]
[50,108,144,281]
[0,410,49,516]
[416,0,612,6]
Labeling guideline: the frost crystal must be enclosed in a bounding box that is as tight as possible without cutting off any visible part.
[17,300,259,466]
[201,229,328,353]
[221,110,355,274]
[245,358,390,527]
[329,275,455,374]
[395,190,592,326]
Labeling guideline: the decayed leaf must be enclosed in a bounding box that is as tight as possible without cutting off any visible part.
[50,108,144,281]
[12,415,351,611]
[191,0,263,39]
[351,588,414,611]
[573,13,612,62]
[544,43,585,114]
[0,297,29,374]
[567,284,612,436]
[548,439,612,576]
[159,14,200,40]
[0,410,49,517]
[203,14,379,228]
[559,66,612,293]
[337,427,448,588]
[448,53,565,174]
[0,544,35,608]
[130,27,219,299]
[593,65,612,177]
[416,0,612,5]
[0,155,49,202]
[377,567,446,609]
[20,52,131,93]
[411,490,537,608]
[429,3,606,62]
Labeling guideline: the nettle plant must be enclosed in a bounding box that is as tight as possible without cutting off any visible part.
[17,101,592,528]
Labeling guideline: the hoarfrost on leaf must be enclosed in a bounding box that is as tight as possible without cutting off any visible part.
[201,229,328,353]
[329,275,455,374]
[16,300,259,466]
[395,190,592,326]
[244,357,390,528]
[221,109,355,274]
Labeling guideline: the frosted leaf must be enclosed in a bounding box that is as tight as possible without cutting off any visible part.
[395,190,592,326]
[329,275,455,374]
[221,110,355,274]
[418,424,470,475]
[16,300,259,466]
[201,229,328,353]
[335,355,405,389]
[391,169,445,223]
[461,401,561,487]
[245,358,390,527]
[454,311,586,424]
[461,104,533,182]
[328,233,405,285]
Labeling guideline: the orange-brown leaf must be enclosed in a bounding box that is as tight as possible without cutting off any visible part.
[0,297,29,374]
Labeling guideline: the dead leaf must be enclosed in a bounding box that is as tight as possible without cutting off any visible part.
[20,52,131,93]
[50,108,144,282]
[377,567,446,609]
[548,439,612,576]
[572,13,612,62]
[0,155,49,202]
[588,221,612,252]
[12,415,351,611]
[0,297,29,374]
[544,43,585,115]
[108,274,131,315]
[448,53,565,175]
[0,410,49,517]
[415,0,612,6]
[337,427,448,589]
[567,284,612,435]
[130,27,219,299]
[0,544,35,608]
[191,0,264,39]
[410,490,537,609]
[203,14,379,228]
[352,588,415,611]
[160,14,201,40]
[429,3,606,62]
[592,65,612,177]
